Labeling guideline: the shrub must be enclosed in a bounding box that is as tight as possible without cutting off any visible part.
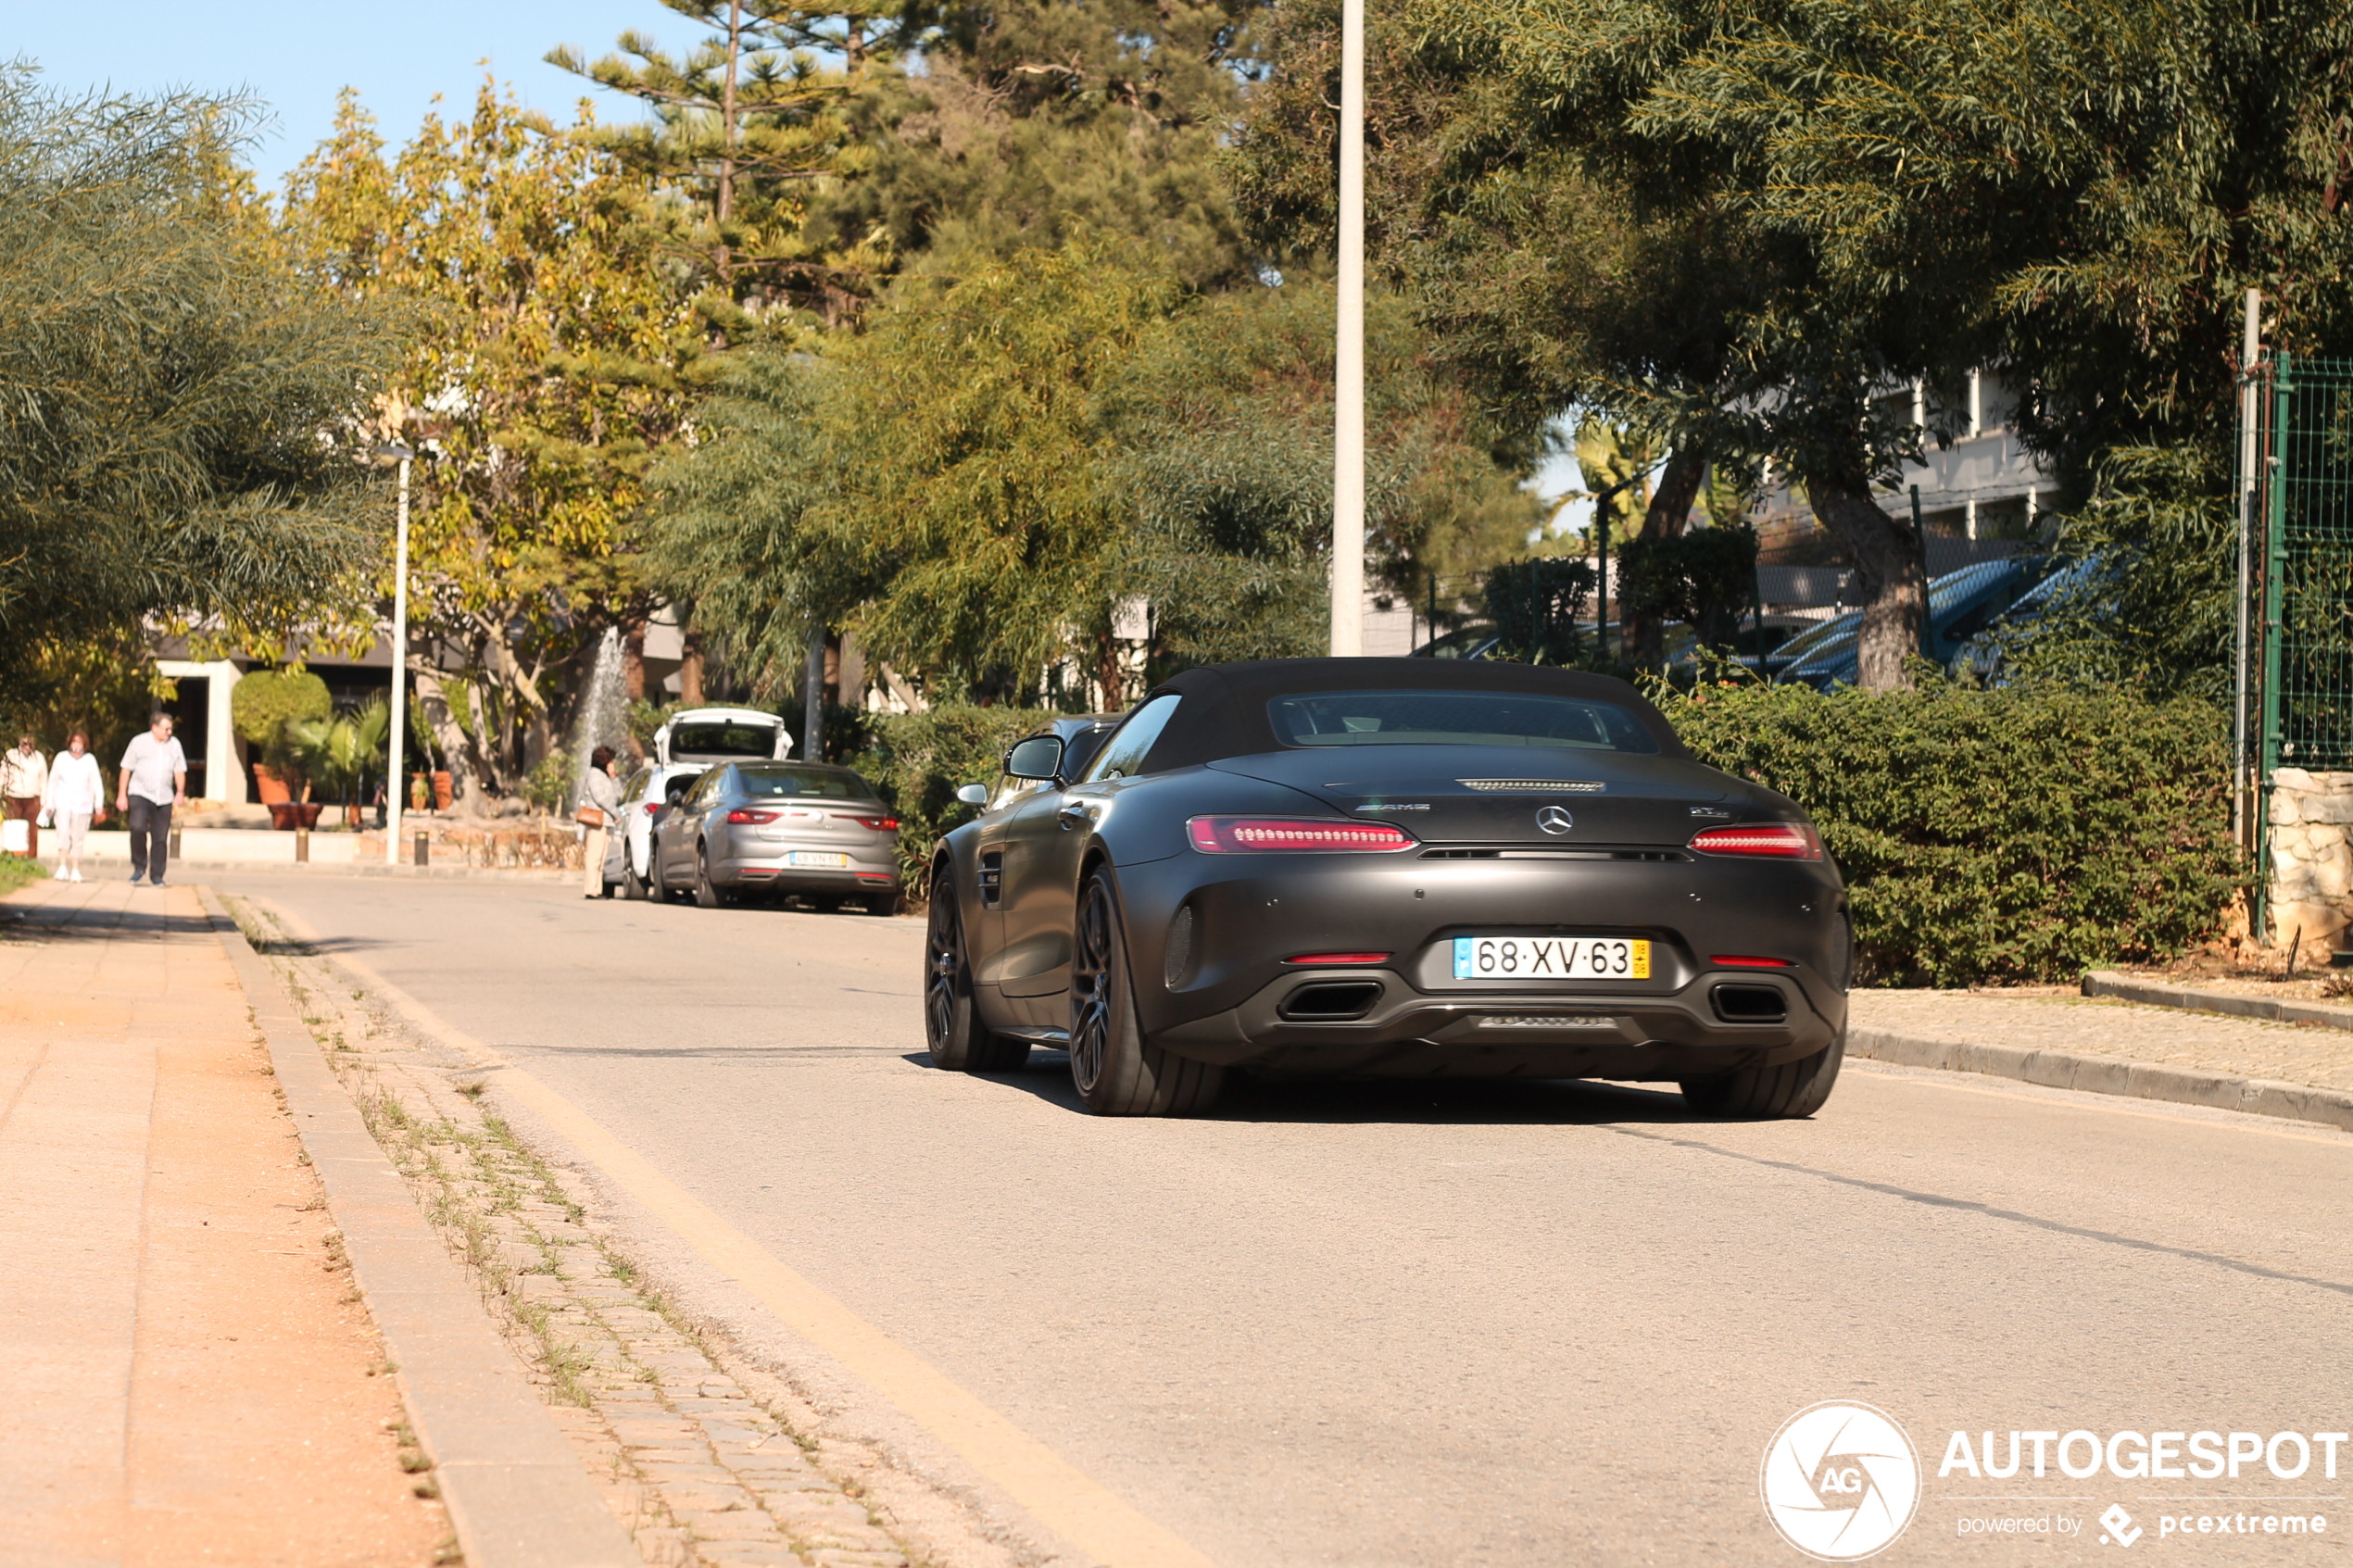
[859,707,1047,887]
[1656,679,2241,985]
[230,668,331,748]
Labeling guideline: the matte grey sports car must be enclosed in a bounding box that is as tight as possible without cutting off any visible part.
[924,659,1850,1118]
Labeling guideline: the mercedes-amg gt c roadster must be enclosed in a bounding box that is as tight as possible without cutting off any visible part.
[923,659,1849,1118]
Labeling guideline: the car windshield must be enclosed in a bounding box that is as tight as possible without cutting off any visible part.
[736,764,879,800]
[1267,690,1660,752]
[668,721,778,758]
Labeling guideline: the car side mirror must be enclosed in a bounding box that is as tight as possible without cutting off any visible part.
[1003,735,1065,782]
[955,783,989,807]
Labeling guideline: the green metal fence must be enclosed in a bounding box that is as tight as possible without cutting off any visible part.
[2254,353,2353,936]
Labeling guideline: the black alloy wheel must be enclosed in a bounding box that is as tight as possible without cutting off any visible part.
[1066,869,1223,1116]
[693,843,728,908]
[925,871,1027,1072]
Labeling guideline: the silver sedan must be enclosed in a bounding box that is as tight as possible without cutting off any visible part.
[652,762,900,911]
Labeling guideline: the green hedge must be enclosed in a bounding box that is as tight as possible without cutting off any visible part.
[1657,681,2240,985]
[857,707,1044,887]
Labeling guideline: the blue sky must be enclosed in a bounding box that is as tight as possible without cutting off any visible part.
[10,1,693,188]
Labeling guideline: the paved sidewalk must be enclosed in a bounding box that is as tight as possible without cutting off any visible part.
[0,878,446,1567]
[1852,985,2353,1094]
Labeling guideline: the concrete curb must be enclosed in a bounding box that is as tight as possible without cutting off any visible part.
[197,888,641,1568]
[1847,1026,2353,1135]
[2082,968,2353,1032]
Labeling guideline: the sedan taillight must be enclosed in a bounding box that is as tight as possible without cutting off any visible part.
[725,808,780,824]
[1688,823,1821,859]
[851,816,900,831]
[1186,817,1417,853]
[643,801,661,815]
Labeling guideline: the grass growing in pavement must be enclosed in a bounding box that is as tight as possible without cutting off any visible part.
[0,855,50,897]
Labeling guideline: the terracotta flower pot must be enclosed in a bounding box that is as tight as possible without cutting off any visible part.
[410,772,431,811]
[253,763,293,806]
[432,771,454,810]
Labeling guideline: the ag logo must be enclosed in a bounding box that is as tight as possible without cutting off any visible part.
[1535,805,1575,835]
[1760,1401,1920,1561]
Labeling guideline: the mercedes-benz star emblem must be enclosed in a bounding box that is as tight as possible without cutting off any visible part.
[1536,806,1575,835]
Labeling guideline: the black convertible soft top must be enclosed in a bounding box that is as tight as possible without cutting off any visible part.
[1138,658,1690,772]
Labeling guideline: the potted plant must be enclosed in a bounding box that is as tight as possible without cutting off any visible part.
[285,699,389,832]
[231,669,330,812]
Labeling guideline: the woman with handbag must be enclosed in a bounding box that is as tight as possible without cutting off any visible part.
[579,746,624,898]
[43,731,105,882]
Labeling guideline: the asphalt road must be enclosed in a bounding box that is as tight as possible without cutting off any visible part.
[220,872,2353,1566]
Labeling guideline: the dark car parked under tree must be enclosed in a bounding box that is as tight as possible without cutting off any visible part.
[924,659,1851,1118]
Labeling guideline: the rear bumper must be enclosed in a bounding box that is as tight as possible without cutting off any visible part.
[1150,966,1840,1080]
[716,848,897,891]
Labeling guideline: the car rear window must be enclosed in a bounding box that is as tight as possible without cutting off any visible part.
[1267,690,1661,753]
[736,764,880,800]
[668,721,779,758]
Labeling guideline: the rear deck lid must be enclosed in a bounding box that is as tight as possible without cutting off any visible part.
[1205,746,1733,847]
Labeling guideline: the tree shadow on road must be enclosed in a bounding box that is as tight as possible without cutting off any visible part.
[910,1051,1733,1125]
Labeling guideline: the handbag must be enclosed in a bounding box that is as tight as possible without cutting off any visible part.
[574,806,608,829]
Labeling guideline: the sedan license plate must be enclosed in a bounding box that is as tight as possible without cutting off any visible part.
[786,850,850,868]
[1453,935,1650,981]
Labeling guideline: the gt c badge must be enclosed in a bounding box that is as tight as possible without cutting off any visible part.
[1535,806,1575,835]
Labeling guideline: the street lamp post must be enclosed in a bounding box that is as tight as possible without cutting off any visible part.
[377,444,415,866]
[1329,0,1366,658]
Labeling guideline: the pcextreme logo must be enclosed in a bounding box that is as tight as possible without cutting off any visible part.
[1762,1401,1923,1562]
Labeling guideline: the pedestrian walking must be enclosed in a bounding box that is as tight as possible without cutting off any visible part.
[3,734,47,859]
[116,713,186,886]
[579,746,624,899]
[42,732,105,883]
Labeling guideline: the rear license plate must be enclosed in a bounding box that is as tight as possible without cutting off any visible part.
[1453,935,1650,980]
[786,851,850,868]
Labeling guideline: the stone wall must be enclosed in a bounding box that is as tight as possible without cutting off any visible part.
[2267,768,2353,948]
[357,820,581,870]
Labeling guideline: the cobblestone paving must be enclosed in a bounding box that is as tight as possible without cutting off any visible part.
[224,895,920,1568]
[1851,987,2353,1094]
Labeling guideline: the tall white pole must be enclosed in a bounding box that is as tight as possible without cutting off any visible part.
[1329,0,1366,658]
[2233,287,2261,850]
[385,455,411,866]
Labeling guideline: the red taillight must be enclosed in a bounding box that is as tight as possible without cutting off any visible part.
[725,808,780,824]
[852,816,900,831]
[643,801,661,814]
[1285,952,1391,965]
[1688,823,1820,859]
[1711,955,1793,968]
[1186,817,1416,853]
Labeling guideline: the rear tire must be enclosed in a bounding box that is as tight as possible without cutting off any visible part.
[1067,869,1223,1116]
[694,845,729,909]
[925,870,1029,1072]
[621,854,648,900]
[1679,1033,1844,1119]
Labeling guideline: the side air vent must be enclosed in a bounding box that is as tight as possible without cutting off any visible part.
[1710,984,1789,1022]
[1458,779,1604,793]
[1164,904,1197,989]
[1278,981,1383,1022]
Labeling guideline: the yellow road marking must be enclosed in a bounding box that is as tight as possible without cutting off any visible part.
[247,897,1222,1568]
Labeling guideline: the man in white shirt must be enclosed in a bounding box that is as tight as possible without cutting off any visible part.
[42,730,106,882]
[117,713,187,886]
[3,734,46,859]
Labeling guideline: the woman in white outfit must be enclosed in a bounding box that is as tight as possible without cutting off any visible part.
[42,731,106,882]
